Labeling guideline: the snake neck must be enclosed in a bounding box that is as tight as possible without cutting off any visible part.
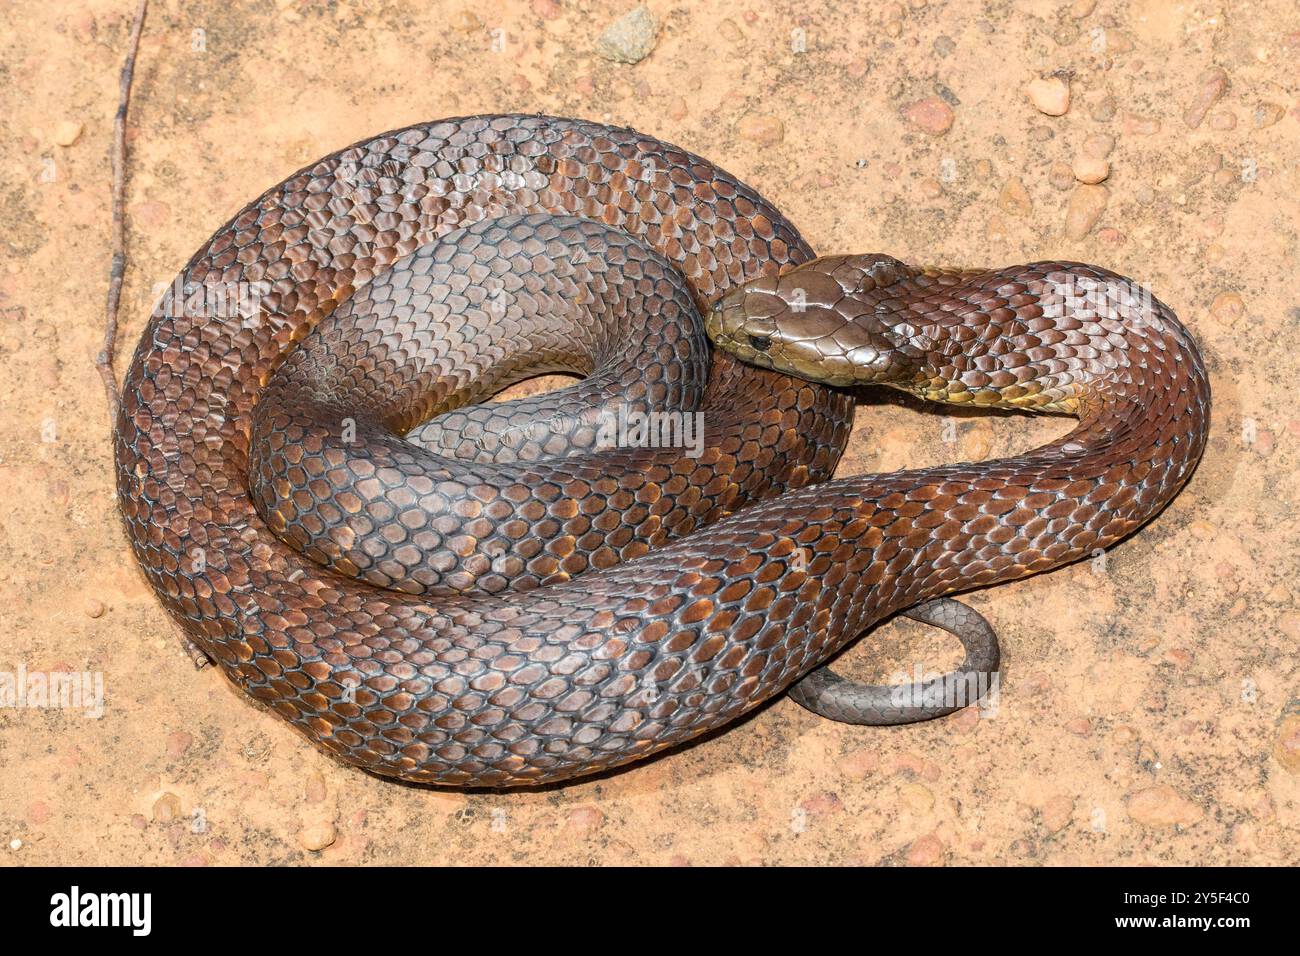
[698,257,1212,639]
[879,264,1211,605]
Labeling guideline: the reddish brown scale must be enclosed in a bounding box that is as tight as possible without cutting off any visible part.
[116,116,1209,787]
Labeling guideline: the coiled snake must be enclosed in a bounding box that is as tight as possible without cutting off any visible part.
[114,115,1210,787]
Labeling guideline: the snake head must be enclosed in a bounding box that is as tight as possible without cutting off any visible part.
[706,255,914,387]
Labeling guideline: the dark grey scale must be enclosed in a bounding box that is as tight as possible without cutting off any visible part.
[245,213,855,598]
[248,215,708,595]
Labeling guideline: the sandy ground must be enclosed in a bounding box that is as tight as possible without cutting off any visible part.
[1,0,1297,866]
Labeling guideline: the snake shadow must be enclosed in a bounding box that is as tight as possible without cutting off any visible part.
[364,694,785,796]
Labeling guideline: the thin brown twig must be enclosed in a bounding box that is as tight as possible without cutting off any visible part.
[96,0,149,428]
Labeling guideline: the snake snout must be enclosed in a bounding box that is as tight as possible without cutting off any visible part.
[705,286,782,365]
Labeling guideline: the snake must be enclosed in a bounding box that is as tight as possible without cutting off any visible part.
[114,115,1210,787]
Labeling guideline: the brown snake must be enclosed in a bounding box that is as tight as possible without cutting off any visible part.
[114,115,1210,787]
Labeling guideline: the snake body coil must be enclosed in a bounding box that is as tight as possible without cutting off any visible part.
[114,115,1210,786]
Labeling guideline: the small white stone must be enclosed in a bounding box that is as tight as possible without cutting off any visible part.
[53,121,83,146]
[1026,76,1070,116]
[1072,155,1110,184]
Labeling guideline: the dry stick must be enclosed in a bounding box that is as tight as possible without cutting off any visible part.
[96,0,149,427]
[97,0,209,672]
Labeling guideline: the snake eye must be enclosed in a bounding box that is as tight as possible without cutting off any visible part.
[748,334,772,352]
